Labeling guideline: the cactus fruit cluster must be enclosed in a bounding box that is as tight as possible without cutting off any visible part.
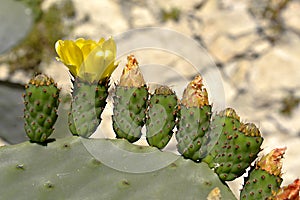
[1,38,299,199]
[23,74,60,142]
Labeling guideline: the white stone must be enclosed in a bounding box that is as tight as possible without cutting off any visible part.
[223,60,252,90]
[0,64,10,80]
[198,9,256,44]
[208,33,258,63]
[250,39,272,55]
[71,0,128,38]
[131,6,156,27]
[282,1,300,32]
[222,77,237,104]
[250,32,300,95]
[9,70,30,84]
[0,138,8,147]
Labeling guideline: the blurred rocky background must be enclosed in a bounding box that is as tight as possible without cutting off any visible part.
[0,0,299,198]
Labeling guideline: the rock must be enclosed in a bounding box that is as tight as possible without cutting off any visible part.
[249,39,272,56]
[282,1,300,33]
[222,76,237,104]
[0,138,8,147]
[71,0,128,38]
[208,33,258,63]
[131,6,156,27]
[0,64,9,80]
[250,32,300,95]
[268,104,300,136]
[223,60,252,90]
[9,70,30,85]
[198,6,256,44]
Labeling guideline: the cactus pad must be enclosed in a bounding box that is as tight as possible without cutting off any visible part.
[240,148,286,199]
[203,108,263,181]
[23,74,60,142]
[113,55,148,143]
[176,75,212,161]
[146,86,178,149]
[68,78,109,137]
[0,137,237,199]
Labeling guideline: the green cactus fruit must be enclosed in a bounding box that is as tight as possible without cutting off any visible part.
[240,147,286,200]
[113,55,148,143]
[0,136,237,199]
[68,78,109,137]
[202,108,263,181]
[146,85,178,149]
[23,74,60,143]
[176,75,212,161]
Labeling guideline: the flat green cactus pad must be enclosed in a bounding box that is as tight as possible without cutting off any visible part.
[0,136,236,199]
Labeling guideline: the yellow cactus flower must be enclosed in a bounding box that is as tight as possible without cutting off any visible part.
[55,37,118,82]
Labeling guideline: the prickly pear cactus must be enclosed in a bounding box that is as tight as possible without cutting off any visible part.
[146,85,178,149]
[176,75,212,161]
[202,108,263,181]
[0,137,236,200]
[68,78,109,137]
[23,74,60,142]
[113,55,148,143]
[240,147,286,199]
[55,37,118,138]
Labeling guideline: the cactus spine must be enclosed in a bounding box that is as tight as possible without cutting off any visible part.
[146,85,178,149]
[23,74,60,142]
[203,108,263,181]
[240,147,286,199]
[113,55,148,143]
[176,75,212,161]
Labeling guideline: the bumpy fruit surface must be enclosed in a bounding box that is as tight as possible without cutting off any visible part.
[68,78,109,137]
[240,147,286,200]
[176,75,212,161]
[202,108,263,181]
[146,85,178,149]
[113,55,148,143]
[23,74,60,142]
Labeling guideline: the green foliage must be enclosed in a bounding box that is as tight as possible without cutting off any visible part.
[280,92,300,116]
[161,7,181,22]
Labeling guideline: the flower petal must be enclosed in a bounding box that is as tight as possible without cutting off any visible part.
[55,40,83,76]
